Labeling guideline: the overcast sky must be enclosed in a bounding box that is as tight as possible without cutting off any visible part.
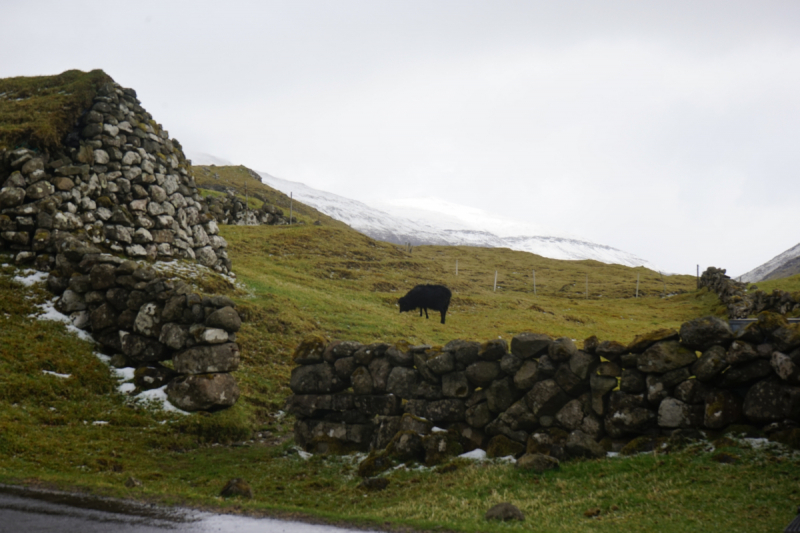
[4,1,800,276]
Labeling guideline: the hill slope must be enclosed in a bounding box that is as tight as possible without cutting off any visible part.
[253,169,657,269]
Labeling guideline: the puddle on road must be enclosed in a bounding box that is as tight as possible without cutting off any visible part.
[0,484,383,533]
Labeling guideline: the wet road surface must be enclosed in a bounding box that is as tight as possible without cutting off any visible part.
[0,484,381,533]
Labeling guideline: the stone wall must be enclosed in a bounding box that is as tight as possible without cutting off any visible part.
[287,315,800,468]
[0,81,230,273]
[1,79,243,411]
[700,267,800,319]
[43,232,242,411]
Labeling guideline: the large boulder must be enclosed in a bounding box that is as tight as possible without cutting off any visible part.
[680,316,733,351]
[510,333,552,359]
[743,379,800,423]
[166,373,240,411]
[637,341,697,374]
[173,342,241,374]
[205,306,242,332]
[525,379,570,418]
[289,362,346,394]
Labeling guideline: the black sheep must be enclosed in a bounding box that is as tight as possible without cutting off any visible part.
[398,284,452,324]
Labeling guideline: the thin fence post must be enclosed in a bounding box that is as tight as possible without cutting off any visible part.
[636,273,640,298]
[493,271,498,292]
[533,269,536,296]
[289,192,293,225]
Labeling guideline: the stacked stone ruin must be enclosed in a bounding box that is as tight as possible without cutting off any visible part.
[1,82,230,272]
[288,315,800,470]
[700,266,800,319]
[203,188,294,226]
[0,78,243,410]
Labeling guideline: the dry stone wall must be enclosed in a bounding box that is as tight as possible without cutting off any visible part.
[1,80,243,411]
[287,315,800,468]
[0,81,230,273]
[700,267,800,318]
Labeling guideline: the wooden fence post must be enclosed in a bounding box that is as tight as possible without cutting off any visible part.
[493,271,498,292]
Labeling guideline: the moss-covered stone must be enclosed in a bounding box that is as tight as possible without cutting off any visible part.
[620,435,667,456]
[386,430,425,462]
[626,328,679,354]
[486,434,525,458]
[293,335,329,365]
[357,449,396,478]
[422,431,463,466]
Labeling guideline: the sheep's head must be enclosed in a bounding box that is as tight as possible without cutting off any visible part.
[397,296,412,313]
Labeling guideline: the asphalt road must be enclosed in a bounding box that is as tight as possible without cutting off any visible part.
[0,485,378,533]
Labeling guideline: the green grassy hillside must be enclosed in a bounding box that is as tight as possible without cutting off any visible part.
[6,215,800,532]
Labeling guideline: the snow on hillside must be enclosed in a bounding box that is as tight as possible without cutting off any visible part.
[255,170,657,269]
[737,242,800,283]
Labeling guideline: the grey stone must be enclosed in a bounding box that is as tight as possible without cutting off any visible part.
[680,316,734,350]
[525,379,570,418]
[516,453,559,472]
[637,341,697,374]
[174,342,240,374]
[205,306,241,332]
[159,322,189,350]
[166,373,240,412]
[692,345,727,382]
[548,337,578,362]
[442,371,471,398]
[565,430,605,458]
[510,332,552,359]
[465,361,501,386]
[485,503,524,522]
[658,398,689,428]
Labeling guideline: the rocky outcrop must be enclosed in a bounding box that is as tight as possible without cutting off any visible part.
[204,189,294,226]
[287,314,800,468]
[699,266,800,319]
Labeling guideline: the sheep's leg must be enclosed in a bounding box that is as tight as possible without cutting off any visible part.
[441,305,448,324]
[424,308,429,319]
[419,308,423,317]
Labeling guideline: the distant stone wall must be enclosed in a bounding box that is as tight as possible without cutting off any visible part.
[287,315,800,468]
[700,267,800,318]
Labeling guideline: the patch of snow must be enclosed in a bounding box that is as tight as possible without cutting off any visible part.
[606,452,620,458]
[298,450,313,460]
[496,455,517,464]
[136,385,189,414]
[459,449,487,461]
[119,383,136,393]
[92,421,109,426]
[41,370,71,379]
[257,170,658,269]
[431,426,447,433]
[112,366,136,382]
[31,298,93,342]
[12,270,48,286]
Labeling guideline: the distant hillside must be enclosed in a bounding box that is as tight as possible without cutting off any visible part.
[738,241,800,282]
[253,170,658,270]
[191,164,350,230]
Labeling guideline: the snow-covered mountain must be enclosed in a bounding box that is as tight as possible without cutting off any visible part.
[738,242,800,283]
[255,170,657,270]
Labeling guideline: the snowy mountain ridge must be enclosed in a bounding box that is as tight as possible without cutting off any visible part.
[738,242,800,283]
[253,170,657,270]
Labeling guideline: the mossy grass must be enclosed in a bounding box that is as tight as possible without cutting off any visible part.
[0,69,112,151]
[4,182,800,529]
